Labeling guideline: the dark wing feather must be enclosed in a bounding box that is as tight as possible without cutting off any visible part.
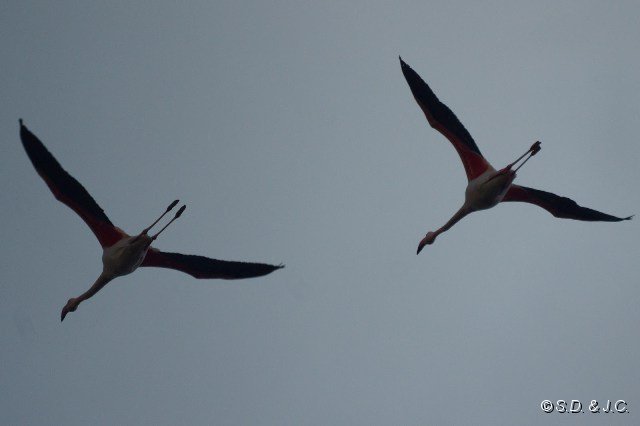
[20,120,124,247]
[502,184,632,222]
[141,248,284,279]
[400,57,491,181]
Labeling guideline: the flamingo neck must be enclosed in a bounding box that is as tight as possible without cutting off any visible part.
[77,271,114,304]
[434,205,470,237]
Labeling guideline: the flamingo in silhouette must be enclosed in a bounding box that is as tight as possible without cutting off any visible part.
[20,120,284,321]
[399,58,632,254]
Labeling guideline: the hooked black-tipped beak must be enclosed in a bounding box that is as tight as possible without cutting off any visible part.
[61,299,77,322]
[417,233,436,254]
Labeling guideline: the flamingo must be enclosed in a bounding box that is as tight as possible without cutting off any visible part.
[399,58,632,254]
[19,120,284,321]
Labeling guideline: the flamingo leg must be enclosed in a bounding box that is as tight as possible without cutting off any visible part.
[142,200,179,234]
[151,205,186,240]
[508,141,542,172]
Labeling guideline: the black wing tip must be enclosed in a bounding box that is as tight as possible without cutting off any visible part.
[19,118,29,136]
[254,262,284,277]
[399,57,420,79]
[398,58,426,89]
[601,214,632,222]
[19,119,36,143]
[399,56,412,71]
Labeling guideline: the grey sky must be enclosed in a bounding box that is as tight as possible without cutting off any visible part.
[1,1,639,424]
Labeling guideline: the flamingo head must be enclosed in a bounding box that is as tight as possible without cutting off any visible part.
[61,298,79,322]
[417,232,437,254]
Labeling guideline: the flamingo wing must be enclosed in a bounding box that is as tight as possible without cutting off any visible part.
[400,57,491,181]
[19,120,124,247]
[502,184,632,222]
[141,248,284,279]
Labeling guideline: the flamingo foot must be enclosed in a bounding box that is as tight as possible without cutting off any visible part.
[530,141,541,155]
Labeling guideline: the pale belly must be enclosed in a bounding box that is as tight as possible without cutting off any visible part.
[101,235,151,277]
[465,169,516,211]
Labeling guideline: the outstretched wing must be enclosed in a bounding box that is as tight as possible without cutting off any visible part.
[20,120,124,247]
[502,184,632,222]
[141,248,284,279]
[400,57,491,181]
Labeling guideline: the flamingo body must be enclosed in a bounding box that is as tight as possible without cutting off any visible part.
[464,168,515,212]
[103,234,154,277]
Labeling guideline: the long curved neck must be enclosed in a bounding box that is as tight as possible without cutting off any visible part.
[77,271,114,304]
[434,205,470,238]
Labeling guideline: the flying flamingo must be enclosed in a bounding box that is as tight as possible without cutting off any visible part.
[399,58,632,254]
[19,120,284,321]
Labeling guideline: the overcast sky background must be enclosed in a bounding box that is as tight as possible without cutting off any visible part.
[2,1,639,424]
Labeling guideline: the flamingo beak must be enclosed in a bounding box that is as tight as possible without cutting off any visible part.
[417,239,427,255]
